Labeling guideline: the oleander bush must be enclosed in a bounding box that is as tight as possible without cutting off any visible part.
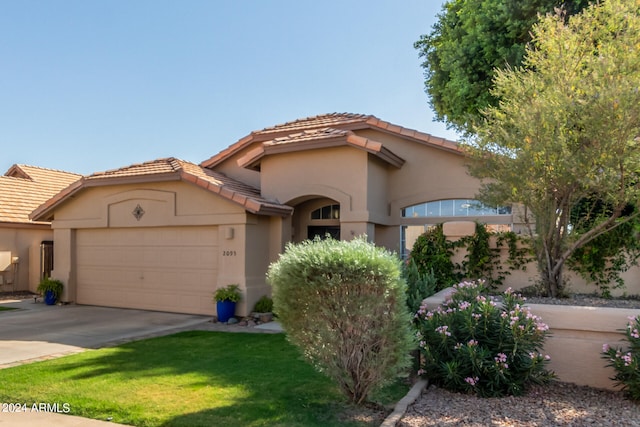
[415,280,555,397]
[267,236,414,405]
[602,315,640,401]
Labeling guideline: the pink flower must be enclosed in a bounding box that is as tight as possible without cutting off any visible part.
[602,343,610,352]
[458,301,471,310]
[435,325,451,336]
[464,376,479,386]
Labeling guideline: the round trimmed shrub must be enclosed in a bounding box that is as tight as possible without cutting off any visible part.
[267,237,414,405]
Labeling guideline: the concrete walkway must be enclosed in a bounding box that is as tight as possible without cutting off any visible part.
[0,298,282,426]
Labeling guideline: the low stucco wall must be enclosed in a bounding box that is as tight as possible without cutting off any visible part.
[527,303,639,390]
[422,288,639,390]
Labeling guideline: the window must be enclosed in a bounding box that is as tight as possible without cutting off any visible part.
[402,199,511,218]
[311,204,340,220]
[400,200,513,259]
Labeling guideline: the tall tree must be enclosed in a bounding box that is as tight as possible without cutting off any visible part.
[415,0,590,134]
[467,0,640,297]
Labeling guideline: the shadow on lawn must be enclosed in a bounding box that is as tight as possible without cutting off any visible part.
[48,330,371,426]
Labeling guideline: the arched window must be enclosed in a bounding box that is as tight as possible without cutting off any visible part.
[400,199,513,259]
[402,199,511,218]
[311,204,340,220]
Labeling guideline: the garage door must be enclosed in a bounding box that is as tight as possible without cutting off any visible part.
[76,227,218,315]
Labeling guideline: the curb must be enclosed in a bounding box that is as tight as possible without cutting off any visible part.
[380,379,427,427]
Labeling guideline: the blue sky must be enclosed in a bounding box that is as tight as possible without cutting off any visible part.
[0,1,455,175]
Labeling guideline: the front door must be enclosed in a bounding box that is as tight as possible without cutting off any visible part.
[308,226,340,240]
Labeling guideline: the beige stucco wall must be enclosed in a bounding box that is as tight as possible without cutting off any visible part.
[260,146,368,215]
[47,180,276,316]
[356,130,480,221]
[260,146,380,242]
[443,220,640,296]
[0,224,53,293]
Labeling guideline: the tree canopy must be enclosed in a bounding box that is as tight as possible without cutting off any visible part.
[415,0,590,134]
[467,0,640,296]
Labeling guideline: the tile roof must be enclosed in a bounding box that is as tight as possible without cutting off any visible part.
[254,113,372,135]
[238,128,405,170]
[201,112,462,169]
[0,165,82,225]
[30,158,292,221]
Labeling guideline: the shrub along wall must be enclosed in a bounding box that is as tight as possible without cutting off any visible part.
[440,221,640,297]
[422,288,640,390]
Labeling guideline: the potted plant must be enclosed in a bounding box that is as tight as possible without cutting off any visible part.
[252,295,274,323]
[213,284,242,322]
[37,277,63,305]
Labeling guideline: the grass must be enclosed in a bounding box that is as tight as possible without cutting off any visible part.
[0,306,16,311]
[0,331,411,426]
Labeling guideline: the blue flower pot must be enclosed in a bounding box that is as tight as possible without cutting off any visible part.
[216,300,236,323]
[44,290,57,305]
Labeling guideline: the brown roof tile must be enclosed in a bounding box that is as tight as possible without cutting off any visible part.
[201,112,461,169]
[30,158,292,221]
[255,113,371,135]
[0,165,82,225]
[238,128,405,170]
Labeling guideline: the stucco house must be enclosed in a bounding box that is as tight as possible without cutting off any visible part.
[30,113,521,316]
[0,165,82,292]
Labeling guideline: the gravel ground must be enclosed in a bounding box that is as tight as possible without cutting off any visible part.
[524,294,640,309]
[399,382,640,427]
[400,294,640,427]
[0,291,35,301]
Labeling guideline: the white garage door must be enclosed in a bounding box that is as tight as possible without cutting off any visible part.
[76,227,218,315]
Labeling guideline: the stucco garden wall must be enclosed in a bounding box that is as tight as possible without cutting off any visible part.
[442,220,640,297]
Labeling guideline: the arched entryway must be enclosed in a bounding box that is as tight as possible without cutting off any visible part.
[289,197,340,242]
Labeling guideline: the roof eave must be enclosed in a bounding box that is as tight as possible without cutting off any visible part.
[179,170,292,217]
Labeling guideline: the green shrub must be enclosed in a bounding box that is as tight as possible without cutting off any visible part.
[403,258,437,315]
[409,224,532,291]
[409,225,459,291]
[602,315,640,401]
[267,237,414,405]
[415,280,555,397]
[213,284,242,303]
[37,277,64,301]
[253,296,273,313]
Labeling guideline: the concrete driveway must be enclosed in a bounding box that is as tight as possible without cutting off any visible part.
[0,298,210,368]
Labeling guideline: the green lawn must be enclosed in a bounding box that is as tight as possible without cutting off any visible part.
[0,306,16,311]
[0,331,410,426]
